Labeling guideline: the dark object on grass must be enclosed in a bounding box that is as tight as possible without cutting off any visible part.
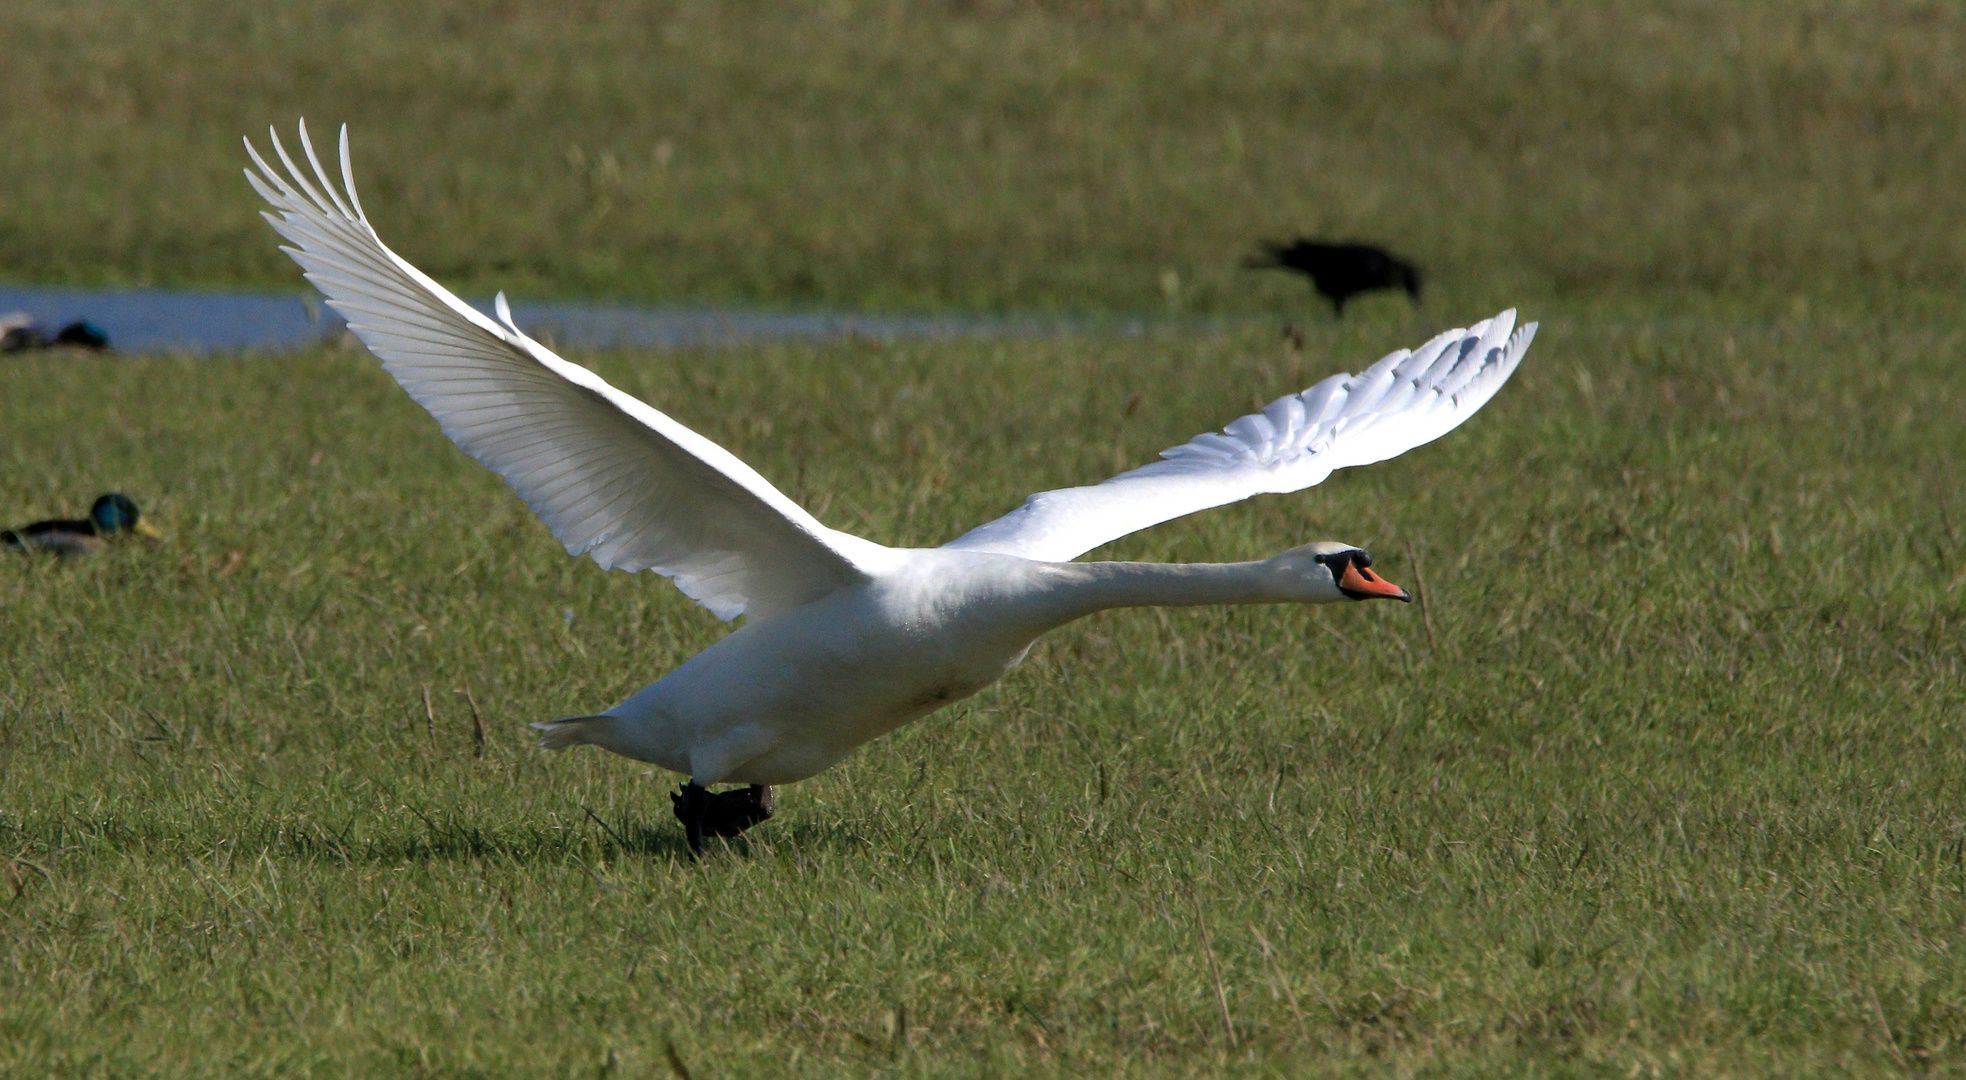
[671,781,776,855]
[0,314,112,353]
[0,312,44,352]
[3,493,160,556]
[1247,240,1423,317]
[52,321,111,350]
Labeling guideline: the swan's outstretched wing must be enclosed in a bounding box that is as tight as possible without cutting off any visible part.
[944,312,1536,562]
[247,122,874,622]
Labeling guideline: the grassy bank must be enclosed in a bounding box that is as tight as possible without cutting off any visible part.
[3,0,1965,312]
[5,0,1965,1073]
[3,302,1963,1075]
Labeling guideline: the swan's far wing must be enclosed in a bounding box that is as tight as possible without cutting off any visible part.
[248,123,871,621]
[944,313,1535,562]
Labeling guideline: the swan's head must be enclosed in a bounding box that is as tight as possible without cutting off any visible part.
[1268,541,1411,604]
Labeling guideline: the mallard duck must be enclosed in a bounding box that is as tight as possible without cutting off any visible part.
[250,123,1534,854]
[2,493,160,556]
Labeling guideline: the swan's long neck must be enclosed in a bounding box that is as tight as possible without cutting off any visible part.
[1035,559,1311,625]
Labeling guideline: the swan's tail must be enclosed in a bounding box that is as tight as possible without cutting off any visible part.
[530,715,611,751]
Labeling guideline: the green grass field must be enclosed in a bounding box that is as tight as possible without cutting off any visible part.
[5,0,1966,313]
[5,0,1966,1076]
[5,308,1964,1076]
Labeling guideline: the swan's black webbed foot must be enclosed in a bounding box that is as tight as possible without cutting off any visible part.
[671,782,775,855]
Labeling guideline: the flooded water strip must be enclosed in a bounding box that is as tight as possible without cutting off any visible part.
[0,285,1118,355]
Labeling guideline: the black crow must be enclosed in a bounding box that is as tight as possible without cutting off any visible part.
[1246,240,1423,316]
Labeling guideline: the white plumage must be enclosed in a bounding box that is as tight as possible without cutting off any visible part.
[946,312,1528,561]
[247,122,1536,824]
[245,126,878,622]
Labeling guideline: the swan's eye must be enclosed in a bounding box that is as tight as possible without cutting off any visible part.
[1312,550,1370,575]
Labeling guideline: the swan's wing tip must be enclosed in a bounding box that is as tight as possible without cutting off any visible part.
[946,309,1537,560]
[244,124,875,621]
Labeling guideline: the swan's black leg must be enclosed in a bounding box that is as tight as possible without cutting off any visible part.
[671,781,711,855]
[712,785,775,835]
[672,782,775,856]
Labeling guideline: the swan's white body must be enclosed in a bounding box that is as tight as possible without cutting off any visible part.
[572,550,1357,784]
[247,123,1537,787]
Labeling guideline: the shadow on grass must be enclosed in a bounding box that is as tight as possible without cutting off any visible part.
[6,793,897,868]
[279,804,704,865]
[273,804,879,867]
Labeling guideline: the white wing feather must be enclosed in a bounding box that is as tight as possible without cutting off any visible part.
[944,313,1536,561]
[246,122,876,622]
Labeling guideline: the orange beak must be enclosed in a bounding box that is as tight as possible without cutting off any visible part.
[1339,561,1411,602]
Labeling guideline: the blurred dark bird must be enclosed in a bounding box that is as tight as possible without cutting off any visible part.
[0,313,39,352]
[52,321,112,350]
[1246,240,1423,317]
[1,315,112,353]
[3,493,160,556]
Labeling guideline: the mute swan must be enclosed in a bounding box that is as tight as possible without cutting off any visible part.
[246,123,1536,853]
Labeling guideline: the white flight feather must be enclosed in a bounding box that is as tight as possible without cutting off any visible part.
[943,314,1536,562]
[245,121,876,622]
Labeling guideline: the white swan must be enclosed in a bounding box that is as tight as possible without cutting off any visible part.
[246,123,1536,851]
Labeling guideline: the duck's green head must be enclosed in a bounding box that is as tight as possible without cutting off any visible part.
[90,493,158,537]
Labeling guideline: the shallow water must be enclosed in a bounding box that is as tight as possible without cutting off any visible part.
[0,285,1123,355]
